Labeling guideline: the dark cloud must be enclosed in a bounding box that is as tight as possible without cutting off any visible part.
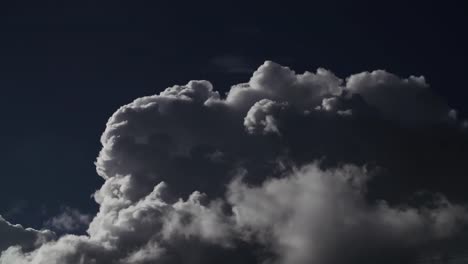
[2,61,468,264]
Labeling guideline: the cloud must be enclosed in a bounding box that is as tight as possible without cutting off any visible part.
[0,215,55,254]
[2,61,468,264]
[225,61,342,111]
[228,164,468,264]
[244,99,287,135]
[346,70,455,124]
[44,207,92,233]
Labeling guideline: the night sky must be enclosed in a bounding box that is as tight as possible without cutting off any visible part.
[1,1,468,263]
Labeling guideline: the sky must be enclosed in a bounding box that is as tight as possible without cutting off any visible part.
[1,1,468,264]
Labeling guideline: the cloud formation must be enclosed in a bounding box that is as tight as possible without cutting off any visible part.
[2,61,468,264]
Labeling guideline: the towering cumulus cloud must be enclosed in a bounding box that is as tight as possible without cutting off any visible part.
[2,61,468,264]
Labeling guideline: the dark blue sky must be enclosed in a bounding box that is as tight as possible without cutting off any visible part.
[0,0,467,228]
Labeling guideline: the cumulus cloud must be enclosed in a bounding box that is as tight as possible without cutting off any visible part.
[2,61,468,264]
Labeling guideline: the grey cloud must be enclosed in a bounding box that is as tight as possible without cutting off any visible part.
[2,181,242,264]
[2,61,468,264]
[44,207,92,232]
[0,235,110,264]
[228,164,468,264]
[0,215,55,254]
[159,80,220,103]
[346,70,454,124]
[244,99,287,135]
[225,61,342,110]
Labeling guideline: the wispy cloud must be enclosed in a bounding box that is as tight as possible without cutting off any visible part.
[210,55,255,74]
[44,207,91,233]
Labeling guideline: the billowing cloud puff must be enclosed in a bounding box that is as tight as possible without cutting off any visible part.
[2,61,468,264]
[225,61,342,111]
[244,99,287,135]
